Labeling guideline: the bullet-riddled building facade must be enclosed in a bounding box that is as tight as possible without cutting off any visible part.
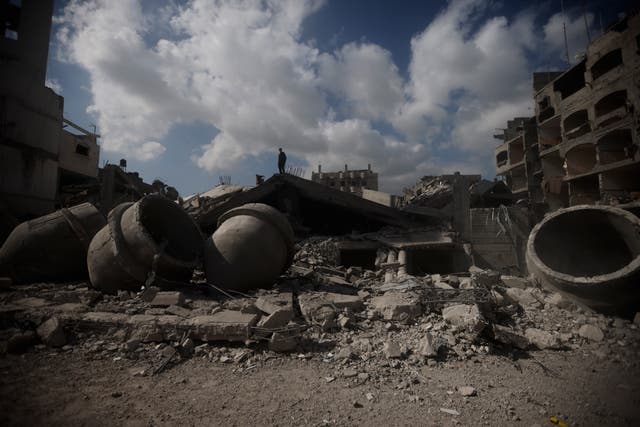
[311,164,379,195]
[495,12,640,210]
[534,13,640,209]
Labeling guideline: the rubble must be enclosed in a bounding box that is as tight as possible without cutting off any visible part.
[578,324,605,342]
[150,292,186,308]
[36,317,66,347]
[371,291,421,321]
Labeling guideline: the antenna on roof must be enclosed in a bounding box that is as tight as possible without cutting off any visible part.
[583,1,591,44]
[561,0,571,67]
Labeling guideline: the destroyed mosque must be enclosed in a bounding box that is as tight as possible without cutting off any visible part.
[1,1,640,426]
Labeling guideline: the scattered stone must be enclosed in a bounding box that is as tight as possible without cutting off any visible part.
[505,288,540,307]
[357,373,370,381]
[366,392,374,401]
[471,269,500,287]
[125,339,140,352]
[165,305,191,317]
[343,369,358,378]
[181,338,195,355]
[578,324,604,342]
[255,293,294,317]
[37,317,66,348]
[525,328,560,349]
[500,275,529,289]
[188,311,259,342]
[442,304,486,334]
[440,408,460,416]
[257,309,292,332]
[140,286,160,302]
[353,401,363,408]
[111,391,123,398]
[338,314,353,329]
[371,291,421,321]
[434,281,454,290]
[150,292,185,307]
[383,341,402,359]
[418,332,439,358]
[546,292,574,310]
[336,346,355,360]
[269,332,298,352]
[633,312,640,326]
[458,386,477,397]
[492,324,528,349]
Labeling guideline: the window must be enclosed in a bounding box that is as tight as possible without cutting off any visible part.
[553,61,586,100]
[75,144,89,156]
[591,49,622,81]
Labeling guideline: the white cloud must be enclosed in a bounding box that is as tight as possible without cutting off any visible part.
[45,78,63,94]
[53,0,578,192]
[544,11,596,63]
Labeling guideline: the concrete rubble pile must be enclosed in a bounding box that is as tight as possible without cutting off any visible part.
[2,231,639,381]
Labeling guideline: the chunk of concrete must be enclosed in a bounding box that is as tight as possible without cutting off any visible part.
[371,291,421,321]
[578,324,604,342]
[298,292,363,330]
[546,293,574,310]
[269,331,298,352]
[492,324,528,349]
[150,292,185,307]
[187,310,258,342]
[500,275,529,289]
[525,328,560,349]
[37,317,66,347]
[255,293,293,315]
[505,287,540,307]
[383,340,402,359]
[442,304,485,334]
[418,332,439,358]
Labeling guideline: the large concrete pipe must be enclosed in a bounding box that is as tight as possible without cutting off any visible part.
[0,203,105,283]
[204,203,294,291]
[87,195,203,293]
[526,205,640,314]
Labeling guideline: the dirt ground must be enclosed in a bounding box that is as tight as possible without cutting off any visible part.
[1,340,639,427]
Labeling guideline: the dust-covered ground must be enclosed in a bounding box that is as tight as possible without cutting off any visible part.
[1,320,639,426]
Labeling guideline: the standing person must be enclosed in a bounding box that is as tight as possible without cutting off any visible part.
[278,147,287,174]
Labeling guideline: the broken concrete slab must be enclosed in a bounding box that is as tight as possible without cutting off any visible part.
[442,304,485,334]
[371,291,421,321]
[492,324,528,349]
[418,332,439,358]
[504,287,541,307]
[37,317,66,347]
[187,311,258,342]
[255,293,293,315]
[578,324,605,341]
[500,275,529,289]
[383,341,402,359]
[269,331,298,352]
[150,292,185,307]
[525,328,560,349]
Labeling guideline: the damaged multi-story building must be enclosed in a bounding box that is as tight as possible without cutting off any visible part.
[0,0,176,240]
[496,12,640,211]
[311,164,379,195]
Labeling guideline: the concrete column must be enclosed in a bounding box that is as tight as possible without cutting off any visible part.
[453,173,471,242]
[384,250,397,283]
[397,249,408,277]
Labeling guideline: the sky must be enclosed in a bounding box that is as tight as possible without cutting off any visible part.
[46,0,632,196]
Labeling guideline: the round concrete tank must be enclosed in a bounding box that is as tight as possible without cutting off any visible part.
[526,205,640,314]
[0,203,106,283]
[204,203,294,291]
[87,195,203,293]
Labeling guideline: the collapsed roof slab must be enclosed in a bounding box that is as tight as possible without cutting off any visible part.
[194,174,442,235]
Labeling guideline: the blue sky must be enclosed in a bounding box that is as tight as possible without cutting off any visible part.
[46,0,631,196]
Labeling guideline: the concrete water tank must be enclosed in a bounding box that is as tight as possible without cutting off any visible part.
[0,203,106,283]
[87,195,203,293]
[526,205,640,314]
[204,203,294,291]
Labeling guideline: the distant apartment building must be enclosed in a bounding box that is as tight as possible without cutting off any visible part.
[534,12,639,209]
[494,12,640,210]
[494,117,540,202]
[311,164,379,195]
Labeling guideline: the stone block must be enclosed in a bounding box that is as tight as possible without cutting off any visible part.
[150,292,185,307]
[442,304,485,334]
[37,317,66,347]
[371,291,421,321]
[187,310,258,342]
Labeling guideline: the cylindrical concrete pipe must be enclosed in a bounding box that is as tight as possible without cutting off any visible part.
[0,203,105,283]
[204,203,294,291]
[87,195,203,293]
[526,205,640,314]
